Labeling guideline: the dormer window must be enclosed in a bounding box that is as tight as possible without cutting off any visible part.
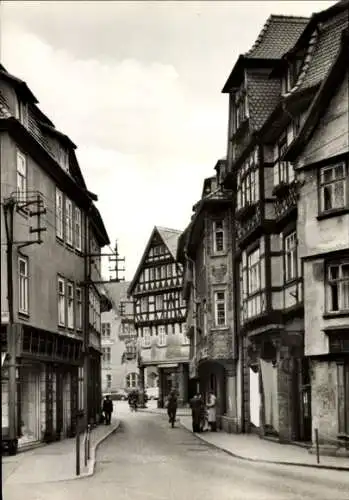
[14,94,28,127]
[286,55,304,92]
[58,148,69,173]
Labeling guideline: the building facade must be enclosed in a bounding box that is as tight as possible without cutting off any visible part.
[128,226,189,407]
[285,26,349,452]
[101,281,139,395]
[177,160,238,431]
[222,14,310,439]
[0,65,110,453]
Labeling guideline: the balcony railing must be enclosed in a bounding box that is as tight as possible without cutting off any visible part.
[273,180,299,219]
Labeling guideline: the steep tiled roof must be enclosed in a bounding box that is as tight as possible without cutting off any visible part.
[245,15,309,59]
[299,10,348,90]
[156,226,182,260]
[247,74,281,130]
[285,28,349,163]
[127,226,182,296]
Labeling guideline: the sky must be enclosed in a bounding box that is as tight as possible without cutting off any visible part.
[1,0,336,281]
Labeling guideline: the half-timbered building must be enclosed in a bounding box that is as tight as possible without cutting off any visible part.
[222,14,309,439]
[285,22,349,453]
[127,226,188,407]
[222,1,348,444]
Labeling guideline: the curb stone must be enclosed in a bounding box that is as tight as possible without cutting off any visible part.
[178,420,349,472]
[75,420,121,480]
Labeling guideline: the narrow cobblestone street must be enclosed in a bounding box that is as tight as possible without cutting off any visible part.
[4,406,349,500]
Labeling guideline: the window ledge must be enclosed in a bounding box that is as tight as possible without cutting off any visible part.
[211,251,228,258]
[323,312,349,319]
[18,311,30,320]
[317,208,349,221]
[56,236,65,245]
[212,326,229,331]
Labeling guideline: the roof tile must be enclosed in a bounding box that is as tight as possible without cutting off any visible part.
[299,9,348,90]
[246,15,309,59]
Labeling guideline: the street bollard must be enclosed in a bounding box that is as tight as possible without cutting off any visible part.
[76,425,80,476]
[84,430,88,468]
[87,424,91,460]
[315,428,320,464]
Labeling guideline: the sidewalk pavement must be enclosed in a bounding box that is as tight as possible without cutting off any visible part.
[140,406,349,471]
[2,419,120,485]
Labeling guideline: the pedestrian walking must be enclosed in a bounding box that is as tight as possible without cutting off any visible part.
[189,393,202,433]
[207,391,217,431]
[102,395,113,425]
[167,390,178,428]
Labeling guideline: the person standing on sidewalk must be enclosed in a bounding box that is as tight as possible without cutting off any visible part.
[167,390,178,428]
[190,393,202,433]
[207,391,217,432]
[102,395,113,425]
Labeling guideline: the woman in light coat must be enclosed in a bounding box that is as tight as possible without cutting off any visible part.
[207,391,217,432]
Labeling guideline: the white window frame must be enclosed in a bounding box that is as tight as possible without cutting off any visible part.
[327,262,349,313]
[106,373,112,390]
[126,372,138,389]
[75,207,82,251]
[15,96,28,127]
[213,220,225,253]
[18,256,29,314]
[76,287,82,330]
[284,232,298,282]
[155,294,163,310]
[102,322,111,337]
[56,188,64,239]
[319,163,347,213]
[248,248,261,295]
[67,281,74,329]
[143,327,151,347]
[214,290,226,327]
[102,347,111,364]
[16,151,27,202]
[58,277,65,326]
[158,326,166,346]
[65,198,73,246]
[59,148,69,173]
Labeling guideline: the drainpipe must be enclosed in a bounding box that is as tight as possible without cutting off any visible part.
[185,252,198,392]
